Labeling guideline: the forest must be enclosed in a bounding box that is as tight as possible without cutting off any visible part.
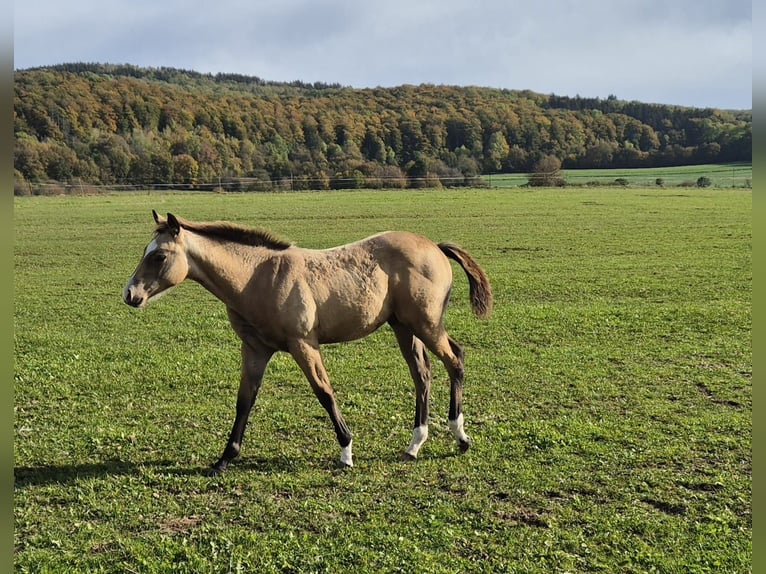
[13,63,752,191]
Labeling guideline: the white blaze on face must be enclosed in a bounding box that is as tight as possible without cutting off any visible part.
[144,238,159,256]
[123,238,162,306]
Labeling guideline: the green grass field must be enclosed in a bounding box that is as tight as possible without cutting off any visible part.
[14,188,751,572]
[485,163,752,188]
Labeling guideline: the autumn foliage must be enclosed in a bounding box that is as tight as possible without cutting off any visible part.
[13,64,752,191]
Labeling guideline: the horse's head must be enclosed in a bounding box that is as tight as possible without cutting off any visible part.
[123,210,190,308]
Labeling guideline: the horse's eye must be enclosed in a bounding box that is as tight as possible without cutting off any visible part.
[153,251,167,263]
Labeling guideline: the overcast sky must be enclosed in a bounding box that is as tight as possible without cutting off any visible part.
[14,0,752,110]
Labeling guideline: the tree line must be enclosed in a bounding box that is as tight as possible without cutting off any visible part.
[14,64,752,191]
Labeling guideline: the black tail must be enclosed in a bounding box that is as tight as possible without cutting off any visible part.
[438,243,493,319]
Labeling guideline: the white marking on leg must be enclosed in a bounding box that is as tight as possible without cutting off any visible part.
[405,425,429,458]
[340,440,353,467]
[449,414,469,444]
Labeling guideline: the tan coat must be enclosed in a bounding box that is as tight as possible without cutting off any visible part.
[124,211,492,472]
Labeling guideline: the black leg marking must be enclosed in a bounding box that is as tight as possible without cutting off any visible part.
[390,320,433,459]
[288,338,354,467]
[210,341,273,475]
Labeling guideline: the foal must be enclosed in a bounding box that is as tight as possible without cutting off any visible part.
[124,211,492,473]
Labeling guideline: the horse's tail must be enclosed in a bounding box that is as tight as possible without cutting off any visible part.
[438,243,493,319]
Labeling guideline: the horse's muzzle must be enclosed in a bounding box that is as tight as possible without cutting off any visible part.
[123,285,145,308]
[124,293,144,307]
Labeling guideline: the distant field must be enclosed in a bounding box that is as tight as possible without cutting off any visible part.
[15,188,751,572]
[485,163,752,188]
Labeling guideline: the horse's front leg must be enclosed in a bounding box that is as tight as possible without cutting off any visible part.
[209,340,274,476]
[288,338,354,467]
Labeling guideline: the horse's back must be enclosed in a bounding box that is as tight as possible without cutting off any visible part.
[356,231,450,272]
[301,231,453,341]
[313,230,451,300]
[376,231,452,282]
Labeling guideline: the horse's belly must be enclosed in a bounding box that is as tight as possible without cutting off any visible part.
[315,283,391,343]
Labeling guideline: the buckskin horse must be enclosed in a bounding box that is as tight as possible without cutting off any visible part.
[123,211,492,474]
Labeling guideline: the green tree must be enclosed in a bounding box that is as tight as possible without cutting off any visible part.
[91,134,132,183]
[263,135,290,177]
[485,131,510,172]
[399,117,427,165]
[361,130,386,163]
[14,134,47,181]
[528,155,564,187]
[302,117,324,153]
[173,154,199,185]
[42,142,80,181]
[583,140,617,168]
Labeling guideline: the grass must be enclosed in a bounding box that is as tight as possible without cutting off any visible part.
[485,162,752,188]
[14,187,751,572]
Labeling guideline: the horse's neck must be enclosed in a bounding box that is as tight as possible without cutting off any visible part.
[185,234,263,305]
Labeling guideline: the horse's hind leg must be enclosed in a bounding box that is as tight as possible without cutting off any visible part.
[390,320,432,459]
[420,330,472,453]
[288,338,354,467]
[444,335,471,451]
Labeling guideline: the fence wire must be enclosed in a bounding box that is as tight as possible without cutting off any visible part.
[15,165,751,195]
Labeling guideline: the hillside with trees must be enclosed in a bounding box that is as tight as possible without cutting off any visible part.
[14,63,752,191]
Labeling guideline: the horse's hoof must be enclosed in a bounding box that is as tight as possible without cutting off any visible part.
[458,437,472,453]
[207,465,226,477]
[400,452,417,462]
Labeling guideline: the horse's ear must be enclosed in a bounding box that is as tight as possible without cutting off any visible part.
[152,209,161,224]
[167,213,181,237]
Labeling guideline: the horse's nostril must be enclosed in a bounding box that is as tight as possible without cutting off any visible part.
[125,289,144,307]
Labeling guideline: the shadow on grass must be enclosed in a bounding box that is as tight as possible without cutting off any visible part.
[13,459,206,488]
[14,455,347,487]
[15,448,465,488]
[11,457,310,487]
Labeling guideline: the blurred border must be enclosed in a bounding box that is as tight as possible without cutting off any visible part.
[2,2,14,569]
[752,0,762,571]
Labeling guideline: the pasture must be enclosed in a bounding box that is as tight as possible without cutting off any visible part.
[485,162,753,188]
[14,188,751,572]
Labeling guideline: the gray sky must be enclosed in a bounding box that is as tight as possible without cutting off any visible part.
[14,0,752,110]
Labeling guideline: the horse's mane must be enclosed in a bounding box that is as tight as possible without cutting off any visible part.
[155,218,293,250]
